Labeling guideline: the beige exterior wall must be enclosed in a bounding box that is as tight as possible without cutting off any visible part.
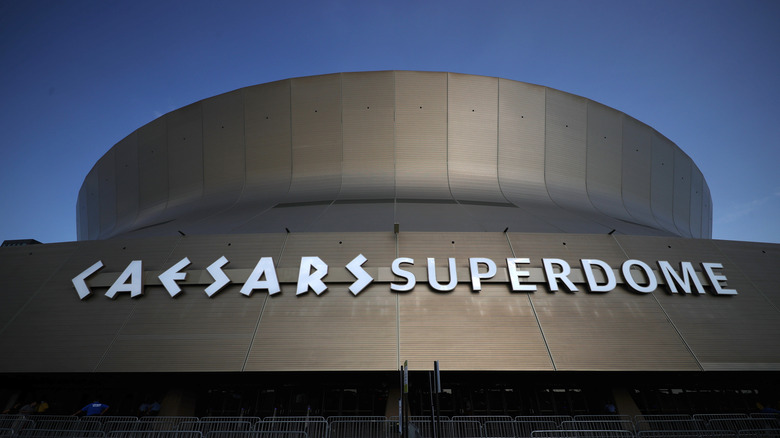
[1,232,777,373]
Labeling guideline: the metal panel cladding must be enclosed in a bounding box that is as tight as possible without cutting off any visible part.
[77,71,712,240]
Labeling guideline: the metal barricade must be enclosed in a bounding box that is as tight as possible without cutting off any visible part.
[30,418,81,432]
[516,417,573,428]
[256,419,328,438]
[18,429,106,438]
[483,420,517,438]
[515,420,560,438]
[636,430,736,437]
[328,419,397,438]
[453,417,513,425]
[693,415,748,426]
[103,421,141,434]
[574,417,633,424]
[531,430,635,438]
[708,419,780,432]
[140,417,201,431]
[109,431,204,438]
[561,421,634,432]
[634,420,707,432]
[441,419,482,438]
[178,421,253,434]
[736,429,780,437]
[209,432,308,438]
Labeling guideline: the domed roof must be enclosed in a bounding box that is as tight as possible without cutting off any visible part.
[77,71,711,240]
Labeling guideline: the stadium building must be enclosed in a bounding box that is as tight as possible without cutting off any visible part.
[1,71,779,424]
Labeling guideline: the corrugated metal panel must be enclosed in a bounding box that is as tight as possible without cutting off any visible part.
[278,232,396,270]
[397,232,512,267]
[395,71,450,199]
[202,90,245,206]
[242,79,292,206]
[509,232,627,268]
[248,232,398,371]
[586,101,632,222]
[85,167,100,240]
[288,74,343,203]
[650,132,677,234]
[533,288,700,371]
[399,284,553,371]
[340,71,395,200]
[0,243,77,331]
[77,183,87,241]
[457,204,559,233]
[447,73,504,203]
[621,117,656,229]
[166,102,204,211]
[0,237,177,372]
[97,286,258,372]
[113,132,140,237]
[628,237,780,371]
[545,88,591,213]
[497,79,549,204]
[97,149,117,239]
[702,179,712,238]
[713,240,780,310]
[673,149,693,238]
[136,117,169,228]
[306,202,395,232]
[246,283,398,371]
[689,167,703,239]
[395,202,483,232]
[233,203,332,234]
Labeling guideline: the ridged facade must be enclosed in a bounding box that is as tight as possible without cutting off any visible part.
[77,72,711,241]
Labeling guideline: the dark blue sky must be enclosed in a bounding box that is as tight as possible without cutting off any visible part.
[1,0,778,244]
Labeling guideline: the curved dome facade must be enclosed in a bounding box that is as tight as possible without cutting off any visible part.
[77,71,711,240]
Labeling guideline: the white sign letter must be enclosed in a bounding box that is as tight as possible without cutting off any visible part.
[297,256,328,295]
[159,257,191,297]
[702,262,737,295]
[622,259,657,293]
[346,254,374,296]
[506,258,536,292]
[241,257,280,296]
[542,258,577,292]
[581,259,616,293]
[204,256,230,297]
[658,261,704,294]
[105,260,144,299]
[391,258,415,292]
[428,257,457,292]
[72,261,104,300]
[469,257,497,291]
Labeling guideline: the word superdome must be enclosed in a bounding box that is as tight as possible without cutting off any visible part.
[72,255,738,300]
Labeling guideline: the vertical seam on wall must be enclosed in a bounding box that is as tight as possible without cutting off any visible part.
[504,232,557,371]
[0,247,78,337]
[287,79,294,203]
[446,73,456,205]
[495,78,511,206]
[95,237,183,371]
[395,230,401,368]
[393,71,397,224]
[242,232,290,371]
[610,234,704,371]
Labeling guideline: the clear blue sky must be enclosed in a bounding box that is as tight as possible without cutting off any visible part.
[1,0,778,244]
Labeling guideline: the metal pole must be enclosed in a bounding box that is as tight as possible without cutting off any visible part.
[399,364,404,438]
[403,360,409,438]
[434,361,442,438]
[428,371,437,438]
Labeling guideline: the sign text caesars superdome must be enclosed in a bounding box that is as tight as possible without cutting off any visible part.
[73,255,737,300]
